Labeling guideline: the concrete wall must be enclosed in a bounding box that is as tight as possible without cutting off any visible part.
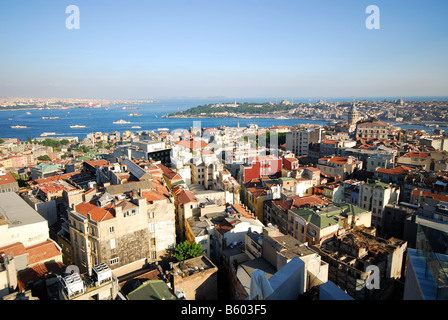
[266,257,305,300]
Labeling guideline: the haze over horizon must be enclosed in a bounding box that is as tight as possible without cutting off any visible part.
[1,0,447,100]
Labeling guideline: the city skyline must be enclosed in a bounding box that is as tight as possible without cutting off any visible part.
[0,0,447,99]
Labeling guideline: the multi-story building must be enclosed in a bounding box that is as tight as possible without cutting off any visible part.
[358,180,400,232]
[311,228,407,300]
[286,127,325,157]
[68,192,152,276]
[0,192,50,248]
[317,155,362,180]
[355,120,390,140]
[238,155,282,185]
[0,165,19,193]
[396,152,431,170]
[288,202,372,245]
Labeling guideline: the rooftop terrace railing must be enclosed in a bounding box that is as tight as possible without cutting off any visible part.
[416,224,448,300]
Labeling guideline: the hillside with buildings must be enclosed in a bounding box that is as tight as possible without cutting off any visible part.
[1,102,448,301]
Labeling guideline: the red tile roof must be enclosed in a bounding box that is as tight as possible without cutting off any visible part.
[75,201,115,221]
[0,171,17,185]
[321,140,338,145]
[411,189,448,202]
[27,171,81,186]
[142,190,168,203]
[402,152,430,158]
[0,242,27,257]
[25,240,62,266]
[156,163,182,180]
[177,190,197,204]
[231,204,255,219]
[85,159,109,167]
[376,166,413,175]
[175,139,208,150]
[17,261,66,291]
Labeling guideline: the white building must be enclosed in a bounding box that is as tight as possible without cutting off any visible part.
[358,180,400,230]
[286,127,325,157]
[0,192,49,248]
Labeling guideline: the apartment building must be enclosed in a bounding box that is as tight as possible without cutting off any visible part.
[317,155,362,180]
[286,127,325,157]
[355,120,390,140]
[68,192,152,276]
[358,180,400,231]
[288,203,371,245]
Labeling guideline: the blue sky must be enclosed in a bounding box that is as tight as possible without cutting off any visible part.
[0,0,447,99]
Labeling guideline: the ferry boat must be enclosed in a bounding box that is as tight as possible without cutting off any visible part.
[11,125,27,129]
[113,119,130,124]
[41,116,59,120]
[70,125,86,129]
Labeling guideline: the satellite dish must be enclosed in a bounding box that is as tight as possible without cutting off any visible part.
[65,265,80,275]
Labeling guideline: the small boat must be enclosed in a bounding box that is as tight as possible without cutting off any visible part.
[70,125,86,129]
[128,113,142,117]
[113,119,130,124]
[41,132,56,136]
[25,112,31,115]
[132,126,141,129]
[158,128,169,131]
[11,125,27,129]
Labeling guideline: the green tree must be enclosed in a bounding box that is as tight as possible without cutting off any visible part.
[174,241,204,262]
[38,155,51,161]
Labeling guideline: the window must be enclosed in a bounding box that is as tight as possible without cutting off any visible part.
[149,212,154,218]
[110,257,119,265]
[109,226,115,233]
[110,238,116,249]
[149,222,155,233]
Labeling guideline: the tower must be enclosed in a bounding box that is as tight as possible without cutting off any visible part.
[348,102,359,125]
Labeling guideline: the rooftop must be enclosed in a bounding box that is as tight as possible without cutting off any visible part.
[291,203,367,229]
[127,280,177,300]
[74,199,116,222]
[0,171,17,186]
[0,192,47,227]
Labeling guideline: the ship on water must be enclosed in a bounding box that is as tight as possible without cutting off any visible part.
[128,113,142,117]
[113,119,130,124]
[41,132,56,136]
[41,116,59,120]
[70,125,86,129]
[11,125,27,129]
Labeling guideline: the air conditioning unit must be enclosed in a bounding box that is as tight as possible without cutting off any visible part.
[92,262,112,286]
[62,273,85,298]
